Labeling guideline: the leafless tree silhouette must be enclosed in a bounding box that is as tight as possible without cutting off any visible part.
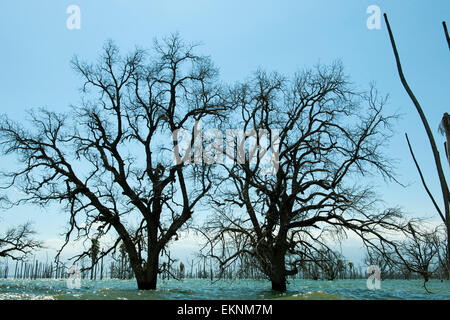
[0,34,227,289]
[0,222,42,260]
[395,223,442,292]
[200,63,410,291]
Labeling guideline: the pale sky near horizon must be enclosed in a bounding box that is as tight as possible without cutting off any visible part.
[0,0,449,265]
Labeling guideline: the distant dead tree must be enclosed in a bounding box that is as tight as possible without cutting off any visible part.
[0,222,42,260]
[0,34,226,289]
[396,223,442,292]
[89,237,100,280]
[201,63,409,291]
[384,14,450,279]
[179,261,185,278]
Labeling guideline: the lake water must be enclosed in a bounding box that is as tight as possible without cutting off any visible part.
[0,278,449,300]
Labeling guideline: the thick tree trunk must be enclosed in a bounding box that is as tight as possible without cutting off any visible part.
[271,273,287,292]
[136,273,157,290]
[135,252,160,290]
[270,247,287,292]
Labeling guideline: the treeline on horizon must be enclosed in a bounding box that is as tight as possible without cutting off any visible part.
[0,245,448,282]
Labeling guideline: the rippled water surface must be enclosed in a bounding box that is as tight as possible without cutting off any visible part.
[0,278,449,300]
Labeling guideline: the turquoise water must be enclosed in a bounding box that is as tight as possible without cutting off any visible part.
[0,278,449,300]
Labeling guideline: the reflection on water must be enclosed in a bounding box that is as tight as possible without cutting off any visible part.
[0,278,449,300]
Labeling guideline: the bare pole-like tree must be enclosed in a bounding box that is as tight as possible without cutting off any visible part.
[443,21,450,51]
[438,113,450,167]
[0,34,226,290]
[384,14,450,279]
[201,63,410,292]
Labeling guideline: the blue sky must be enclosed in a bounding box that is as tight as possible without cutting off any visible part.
[0,0,449,264]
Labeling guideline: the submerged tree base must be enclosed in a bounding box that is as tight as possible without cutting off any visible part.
[137,280,157,290]
[271,281,287,292]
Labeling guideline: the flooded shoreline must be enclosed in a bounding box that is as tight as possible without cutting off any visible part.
[1,278,449,300]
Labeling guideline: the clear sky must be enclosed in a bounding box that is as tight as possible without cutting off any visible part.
[0,0,449,264]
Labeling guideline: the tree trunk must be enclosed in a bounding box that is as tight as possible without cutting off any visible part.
[136,273,157,290]
[442,113,450,280]
[271,273,287,292]
[135,252,159,290]
[270,248,287,292]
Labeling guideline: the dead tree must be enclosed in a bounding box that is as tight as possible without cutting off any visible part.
[202,63,409,292]
[0,222,42,260]
[396,223,442,292]
[439,113,450,167]
[384,14,450,279]
[90,238,99,280]
[0,34,226,289]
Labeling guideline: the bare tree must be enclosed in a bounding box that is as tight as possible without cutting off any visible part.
[395,223,442,292]
[0,222,42,260]
[0,34,226,289]
[201,63,409,291]
[384,14,450,279]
